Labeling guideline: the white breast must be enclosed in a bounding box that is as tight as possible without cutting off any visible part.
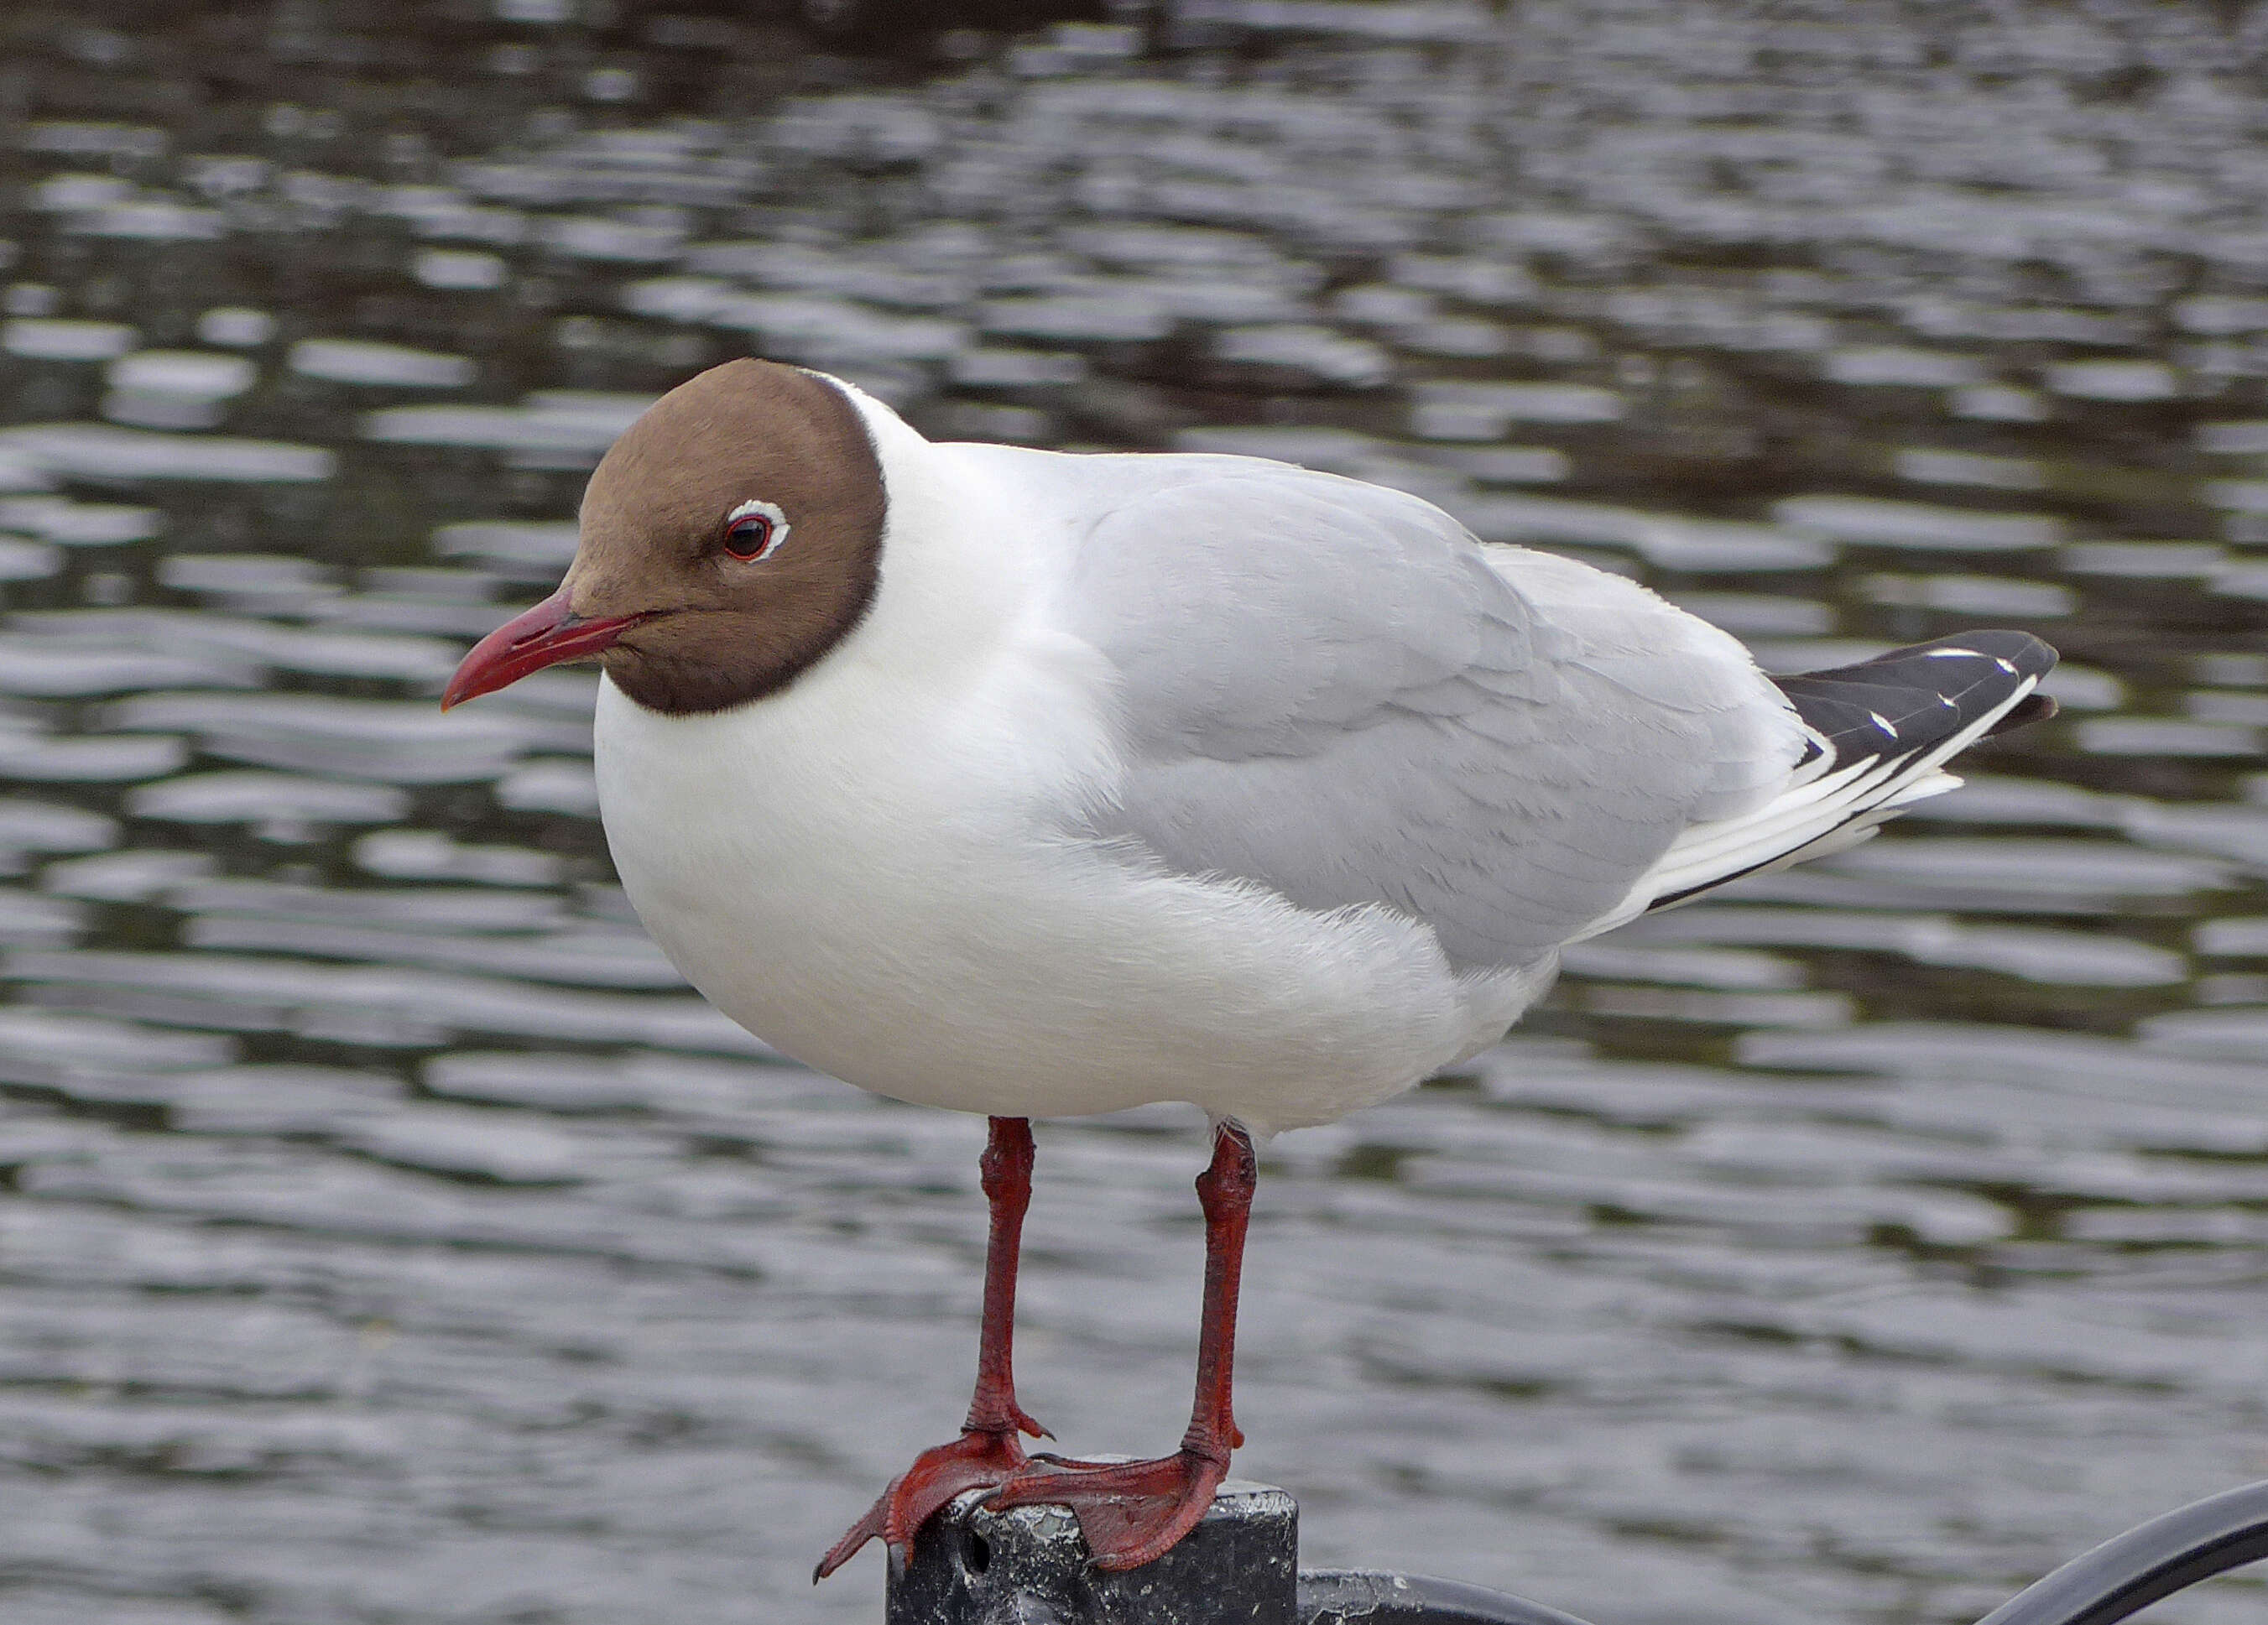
[591,430,1543,1134]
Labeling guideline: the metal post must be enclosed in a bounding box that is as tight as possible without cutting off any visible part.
[884,1472,2268,1625]
[888,1477,1300,1624]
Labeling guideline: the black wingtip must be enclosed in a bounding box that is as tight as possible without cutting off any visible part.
[1772,629,2061,764]
[1786,628,2059,686]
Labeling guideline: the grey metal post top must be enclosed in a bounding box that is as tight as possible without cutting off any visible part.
[884,1480,1570,1625]
[884,1474,2268,1625]
[888,1478,1299,1625]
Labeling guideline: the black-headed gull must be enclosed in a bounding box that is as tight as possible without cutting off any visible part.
[445,358,2056,1577]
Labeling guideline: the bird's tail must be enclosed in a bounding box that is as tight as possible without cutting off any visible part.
[1601,630,2058,921]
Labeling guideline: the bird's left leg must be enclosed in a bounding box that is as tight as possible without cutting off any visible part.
[814,1116,1050,1581]
[983,1121,1257,1572]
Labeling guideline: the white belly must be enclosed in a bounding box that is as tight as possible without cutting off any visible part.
[592,671,1546,1135]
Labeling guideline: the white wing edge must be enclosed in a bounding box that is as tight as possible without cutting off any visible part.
[1569,674,2040,940]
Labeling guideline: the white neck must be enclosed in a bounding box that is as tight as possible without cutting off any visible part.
[819,381,1049,703]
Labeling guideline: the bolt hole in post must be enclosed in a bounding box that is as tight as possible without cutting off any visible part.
[962,1529,991,1577]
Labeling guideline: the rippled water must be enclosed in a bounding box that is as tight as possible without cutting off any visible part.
[1,4,2265,1622]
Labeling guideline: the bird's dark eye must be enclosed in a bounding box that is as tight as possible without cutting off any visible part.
[724,514,773,559]
[721,501,790,562]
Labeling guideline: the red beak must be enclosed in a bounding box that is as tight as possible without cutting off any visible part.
[442,586,647,710]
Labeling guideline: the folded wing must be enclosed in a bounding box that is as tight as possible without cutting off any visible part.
[1061,463,1809,971]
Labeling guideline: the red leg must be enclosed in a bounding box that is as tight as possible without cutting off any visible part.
[984,1122,1257,1572]
[814,1117,1050,1581]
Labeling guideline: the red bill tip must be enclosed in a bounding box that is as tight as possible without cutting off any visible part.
[442,586,646,710]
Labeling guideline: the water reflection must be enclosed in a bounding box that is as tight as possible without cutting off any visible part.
[1,3,2265,1623]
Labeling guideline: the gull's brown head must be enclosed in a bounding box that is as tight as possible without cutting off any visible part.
[443,358,887,716]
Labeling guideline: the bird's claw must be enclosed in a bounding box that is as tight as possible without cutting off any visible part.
[812,1424,1035,1581]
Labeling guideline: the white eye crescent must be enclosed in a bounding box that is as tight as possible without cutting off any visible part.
[722,498,790,562]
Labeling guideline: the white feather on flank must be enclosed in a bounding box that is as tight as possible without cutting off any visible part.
[1575,674,2040,935]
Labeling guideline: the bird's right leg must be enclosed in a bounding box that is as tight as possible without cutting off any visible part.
[814,1116,1049,1581]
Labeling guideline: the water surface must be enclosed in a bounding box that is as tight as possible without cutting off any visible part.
[1,4,2265,1622]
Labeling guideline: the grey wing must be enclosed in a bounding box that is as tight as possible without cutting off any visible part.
[1061,462,1807,970]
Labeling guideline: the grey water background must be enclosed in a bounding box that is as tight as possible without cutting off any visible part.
[1,2,2265,1621]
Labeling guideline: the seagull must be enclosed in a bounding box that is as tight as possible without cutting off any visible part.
[444,358,2057,1579]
